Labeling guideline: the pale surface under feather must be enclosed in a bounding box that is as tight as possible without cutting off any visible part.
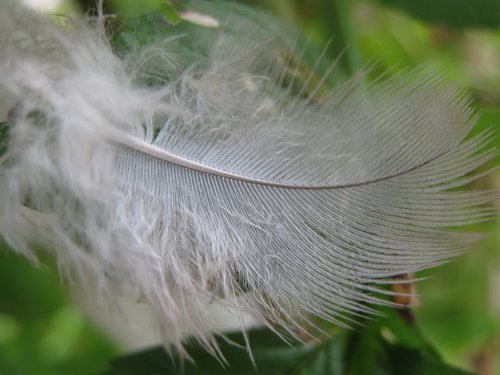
[0,0,495,355]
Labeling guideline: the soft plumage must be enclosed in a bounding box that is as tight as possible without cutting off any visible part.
[0,0,495,354]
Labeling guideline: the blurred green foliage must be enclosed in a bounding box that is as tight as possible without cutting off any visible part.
[1,0,499,374]
[0,245,117,375]
[378,0,500,29]
[103,323,471,375]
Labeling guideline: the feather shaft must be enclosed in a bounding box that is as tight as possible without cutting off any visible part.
[118,134,448,190]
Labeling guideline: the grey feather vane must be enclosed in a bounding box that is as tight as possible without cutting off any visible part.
[0,0,495,353]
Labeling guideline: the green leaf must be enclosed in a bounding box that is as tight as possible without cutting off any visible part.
[102,328,313,375]
[386,345,473,375]
[377,0,500,29]
[103,325,472,375]
[374,307,429,350]
[108,0,181,24]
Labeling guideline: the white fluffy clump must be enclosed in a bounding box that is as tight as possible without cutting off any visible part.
[0,0,494,356]
[0,1,276,353]
[0,1,199,350]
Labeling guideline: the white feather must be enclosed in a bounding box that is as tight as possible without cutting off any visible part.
[0,0,495,354]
